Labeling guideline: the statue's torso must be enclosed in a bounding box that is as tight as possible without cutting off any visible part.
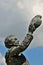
[5,52,30,65]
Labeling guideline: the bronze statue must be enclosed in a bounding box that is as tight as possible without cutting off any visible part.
[4,15,42,65]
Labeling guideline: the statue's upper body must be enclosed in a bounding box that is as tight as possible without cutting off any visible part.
[5,32,33,65]
[9,32,33,56]
[4,15,42,65]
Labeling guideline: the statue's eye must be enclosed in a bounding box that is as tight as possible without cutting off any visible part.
[14,38,17,40]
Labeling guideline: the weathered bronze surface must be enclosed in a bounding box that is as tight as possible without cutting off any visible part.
[4,15,42,65]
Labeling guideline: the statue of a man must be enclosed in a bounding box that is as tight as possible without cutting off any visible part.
[4,15,42,65]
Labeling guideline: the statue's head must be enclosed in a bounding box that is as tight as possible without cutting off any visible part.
[4,35,19,48]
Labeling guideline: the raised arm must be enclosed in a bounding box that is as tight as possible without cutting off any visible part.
[9,15,42,56]
[9,32,33,56]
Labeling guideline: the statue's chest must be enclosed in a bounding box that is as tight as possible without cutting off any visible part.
[6,54,28,65]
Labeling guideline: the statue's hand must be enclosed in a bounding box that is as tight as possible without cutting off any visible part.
[28,15,42,33]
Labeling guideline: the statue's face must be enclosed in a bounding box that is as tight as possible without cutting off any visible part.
[4,35,19,48]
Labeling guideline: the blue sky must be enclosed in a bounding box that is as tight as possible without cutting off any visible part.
[0,0,43,65]
[23,47,43,65]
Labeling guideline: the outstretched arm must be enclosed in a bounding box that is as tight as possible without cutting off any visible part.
[9,15,42,56]
[9,32,33,56]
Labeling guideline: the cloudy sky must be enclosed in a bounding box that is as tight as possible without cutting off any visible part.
[0,0,43,65]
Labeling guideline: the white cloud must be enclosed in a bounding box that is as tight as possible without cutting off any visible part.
[17,1,24,10]
[0,0,17,11]
[0,53,6,65]
[33,3,43,15]
[32,1,43,25]
[17,0,43,24]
